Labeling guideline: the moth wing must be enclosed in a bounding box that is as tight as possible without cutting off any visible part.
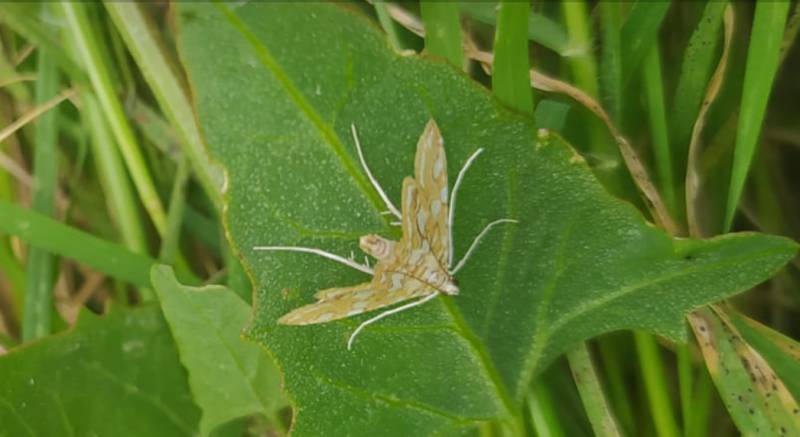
[278,275,433,325]
[412,119,450,263]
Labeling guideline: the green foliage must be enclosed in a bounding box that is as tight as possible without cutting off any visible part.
[0,306,201,436]
[150,265,286,435]
[0,1,798,435]
[177,3,797,434]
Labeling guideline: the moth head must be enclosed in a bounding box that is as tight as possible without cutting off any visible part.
[359,234,395,261]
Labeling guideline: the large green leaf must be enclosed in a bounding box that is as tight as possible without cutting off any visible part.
[150,265,286,436]
[176,3,798,434]
[0,306,200,436]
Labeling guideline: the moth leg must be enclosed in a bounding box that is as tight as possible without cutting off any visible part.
[450,218,518,275]
[447,147,484,267]
[253,245,374,275]
[347,292,440,350]
[351,124,402,220]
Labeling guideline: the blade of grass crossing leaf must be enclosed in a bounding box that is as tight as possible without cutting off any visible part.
[420,2,463,68]
[527,382,566,437]
[642,45,675,215]
[492,1,533,114]
[61,2,168,234]
[620,1,671,87]
[670,1,728,179]
[158,155,189,264]
[104,2,224,212]
[566,345,623,437]
[600,2,622,123]
[724,1,791,231]
[633,331,680,437]
[0,201,154,288]
[22,45,59,341]
[84,93,148,254]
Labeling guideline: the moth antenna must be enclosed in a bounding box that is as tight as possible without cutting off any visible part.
[390,221,402,226]
[448,148,484,267]
[253,245,374,275]
[351,124,402,220]
[450,219,518,275]
[347,292,440,350]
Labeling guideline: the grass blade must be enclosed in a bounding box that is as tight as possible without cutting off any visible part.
[0,201,153,288]
[561,1,598,99]
[159,155,189,264]
[600,2,622,122]
[22,45,59,341]
[686,5,735,238]
[420,2,463,67]
[642,45,675,214]
[620,1,671,86]
[670,1,728,178]
[460,2,570,56]
[83,93,148,254]
[567,344,623,437]
[492,1,533,114]
[104,2,224,212]
[634,331,680,437]
[61,2,168,234]
[724,1,791,231]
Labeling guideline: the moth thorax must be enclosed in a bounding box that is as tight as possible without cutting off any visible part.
[359,234,395,261]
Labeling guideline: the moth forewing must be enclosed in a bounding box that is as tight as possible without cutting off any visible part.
[413,120,451,265]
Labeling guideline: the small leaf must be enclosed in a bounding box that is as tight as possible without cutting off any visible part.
[150,265,286,436]
[177,3,798,433]
[0,306,200,436]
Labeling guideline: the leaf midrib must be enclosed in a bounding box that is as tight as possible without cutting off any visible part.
[215,2,385,216]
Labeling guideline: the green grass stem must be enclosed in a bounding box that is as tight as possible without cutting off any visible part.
[634,331,679,437]
[724,1,791,231]
[22,46,59,341]
[61,2,168,234]
[420,2,463,68]
[492,1,533,114]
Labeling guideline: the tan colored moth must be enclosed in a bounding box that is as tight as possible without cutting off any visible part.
[254,119,516,349]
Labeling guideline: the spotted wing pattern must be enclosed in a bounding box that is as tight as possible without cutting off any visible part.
[413,120,450,265]
[277,120,450,325]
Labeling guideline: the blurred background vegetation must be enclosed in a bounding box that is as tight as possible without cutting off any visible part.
[0,1,798,436]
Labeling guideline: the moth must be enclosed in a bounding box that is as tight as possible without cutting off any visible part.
[254,119,516,349]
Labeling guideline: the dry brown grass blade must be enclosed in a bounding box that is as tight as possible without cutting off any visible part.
[467,45,679,235]
[686,5,735,238]
[0,74,38,89]
[0,87,76,144]
[689,305,800,433]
